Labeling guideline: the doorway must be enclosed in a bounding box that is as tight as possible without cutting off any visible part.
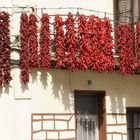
[74,90,106,140]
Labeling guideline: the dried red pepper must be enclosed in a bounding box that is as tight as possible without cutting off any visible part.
[136,23,140,71]
[77,14,92,71]
[65,12,78,71]
[116,24,135,75]
[87,16,114,72]
[40,13,51,69]
[20,12,29,84]
[87,15,100,71]
[102,17,115,72]
[87,15,104,72]
[2,11,11,84]
[29,13,39,68]
[0,12,4,85]
[54,15,65,68]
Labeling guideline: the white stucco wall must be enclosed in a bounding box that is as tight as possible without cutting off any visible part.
[1,68,140,140]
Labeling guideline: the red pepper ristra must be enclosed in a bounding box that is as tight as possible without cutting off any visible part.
[101,17,115,72]
[0,12,4,85]
[40,13,51,69]
[2,11,12,84]
[29,13,39,68]
[77,14,92,71]
[87,15,103,72]
[65,12,78,71]
[54,15,66,68]
[116,24,135,75]
[20,12,30,84]
[136,23,140,72]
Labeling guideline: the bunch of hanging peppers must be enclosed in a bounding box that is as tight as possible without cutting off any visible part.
[54,15,66,68]
[29,13,39,68]
[20,12,29,84]
[40,13,51,69]
[116,24,135,75]
[2,12,11,84]
[101,17,115,72]
[65,12,78,71]
[77,14,92,71]
[136,23,140,71]
[0,12,4,85]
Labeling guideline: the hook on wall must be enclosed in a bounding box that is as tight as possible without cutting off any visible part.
[97,10,99,17]
[31,7,35,13]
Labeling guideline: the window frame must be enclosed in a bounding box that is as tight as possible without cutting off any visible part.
[127,107,140,140]
[113,0,136,55]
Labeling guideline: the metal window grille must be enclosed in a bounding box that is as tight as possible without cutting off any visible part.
[113,0,133,23]
[127,109,140,140]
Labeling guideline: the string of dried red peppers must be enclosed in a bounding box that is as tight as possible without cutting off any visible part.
[2,12,11,84]
[40,13,51,69]
[77,14,92,70]
[136,23,140,72]
[101,17,115,72]
[54,15,66,68]
[116,24,135,75]
[29,13,39,68]
[20,12,29,84]
[87,16,114,72]
[0,12,4,85]
[65,12,78,71]
[87,15,102,72]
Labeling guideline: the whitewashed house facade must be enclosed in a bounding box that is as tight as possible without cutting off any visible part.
[0,0,139,140]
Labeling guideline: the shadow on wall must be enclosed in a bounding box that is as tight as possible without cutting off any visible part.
[107,74,140,114]
[49,69,72,112]
[0,84,11,95]
[39,68,72,112]
[109,95,125,114]
[18,68,72,111]
[21,83,29,93]
[107,77,126,115]
[10,67,140,115]
[30,69,38,84]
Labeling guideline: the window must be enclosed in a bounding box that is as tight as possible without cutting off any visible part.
[113,0,140,53]
[113,0,140,24]
[114,0,132,24]
[133,0,140,23]
[127,108,140,140]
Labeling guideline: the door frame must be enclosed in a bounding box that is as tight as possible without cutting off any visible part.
[74,90,107,140]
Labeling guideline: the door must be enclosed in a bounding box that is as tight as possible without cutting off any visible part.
[75,94,99,140]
